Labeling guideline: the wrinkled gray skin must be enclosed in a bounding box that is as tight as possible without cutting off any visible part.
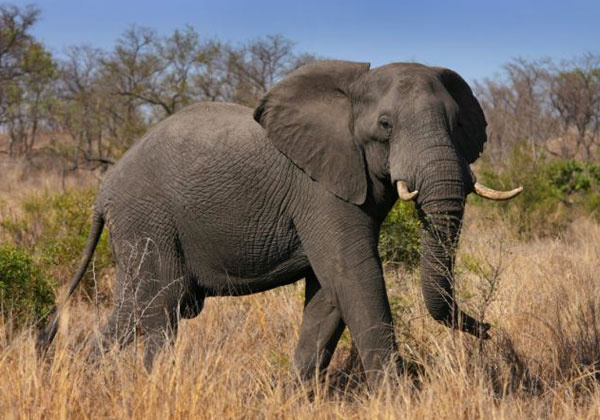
[39,61,492,386]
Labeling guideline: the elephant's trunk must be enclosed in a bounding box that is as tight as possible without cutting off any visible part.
[419,211,460,324]
[419,211,487,336]
[419,213,489,338]
[408,128,490,338]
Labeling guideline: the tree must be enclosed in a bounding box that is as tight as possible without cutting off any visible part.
[192,41,237,103]
[0,4,39,82]
[227,35,298,106]
[54,45,109,166]
[101,27,158,117]
[5,41,56,156]
[150,25,205,115]
[0,4,43,135]
[475,58,558,162]
[549,54,600,161]
[0,4,56,157]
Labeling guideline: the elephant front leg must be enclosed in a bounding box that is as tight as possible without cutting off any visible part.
[296,212,399,387]
[294,271,345,381]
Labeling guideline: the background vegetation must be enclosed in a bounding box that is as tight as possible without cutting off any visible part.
[2,3,600,419]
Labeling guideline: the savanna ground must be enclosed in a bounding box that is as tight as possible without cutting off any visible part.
[3,146,600,420]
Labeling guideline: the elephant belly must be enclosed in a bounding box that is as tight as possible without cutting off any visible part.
[202,253,311,296]
[179,210,311,296]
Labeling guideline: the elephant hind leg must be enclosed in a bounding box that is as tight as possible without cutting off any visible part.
[91,266,138,360]
[138,290,206,371]
[103,233,201,370]
[139,307,179,371]
[138,280,206,370]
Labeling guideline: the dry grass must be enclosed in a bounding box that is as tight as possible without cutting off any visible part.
[0,161,102,232]
[3,160,600,419]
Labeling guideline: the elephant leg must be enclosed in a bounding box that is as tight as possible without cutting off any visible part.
[138,284,205,370]
[136,266,194,371]
[326,271,397,387]
[98,304,137,350]
[107,233,194,371]
[95,266,137,352]
[294,271,345,381]
[139,307,180,371]
[296,209,399,387]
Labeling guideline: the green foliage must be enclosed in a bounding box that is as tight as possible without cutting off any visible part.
[474,148,600,239]
[1,189,112,295]
[0,245,54,328]
[379,201,421,268]
[545,159,600,194]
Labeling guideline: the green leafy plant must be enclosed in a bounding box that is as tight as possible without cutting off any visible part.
[0,245,55,328]
[473,148,600,239]
[1,188,112,297]
[545,159,600,194]
[379,201,421,268]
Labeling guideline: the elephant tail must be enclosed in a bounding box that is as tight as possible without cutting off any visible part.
[36,208,105,355]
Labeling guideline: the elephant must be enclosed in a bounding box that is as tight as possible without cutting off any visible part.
[38,60,521,386]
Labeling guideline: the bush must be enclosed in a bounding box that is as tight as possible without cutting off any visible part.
[0,188,112,297]
[379,201,421,268]
[473,148,600,239]
[545,159,600,194]
[0,245,55,328]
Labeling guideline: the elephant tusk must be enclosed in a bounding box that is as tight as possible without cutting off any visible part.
[396,181,419,201]
[473,182,523,201]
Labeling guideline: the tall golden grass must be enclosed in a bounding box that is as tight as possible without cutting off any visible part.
[2,162,600,419]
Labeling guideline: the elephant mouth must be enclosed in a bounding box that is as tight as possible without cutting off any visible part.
[394,177,523,202]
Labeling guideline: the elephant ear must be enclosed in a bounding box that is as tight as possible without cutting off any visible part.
[253,60,370,204]
[436,68,487,164]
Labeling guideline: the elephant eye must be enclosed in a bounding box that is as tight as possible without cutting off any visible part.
[378,116,391,129]
[378,115,392,133]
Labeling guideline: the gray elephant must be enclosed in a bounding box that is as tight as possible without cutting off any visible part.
[38,60,521,385]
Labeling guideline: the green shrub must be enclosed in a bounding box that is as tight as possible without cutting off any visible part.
[582,192,600,219]
[1,188,112,296]
[379,201,421,268]
[545,159,600,194]
[0,245,55,328]
[473,148,600,239]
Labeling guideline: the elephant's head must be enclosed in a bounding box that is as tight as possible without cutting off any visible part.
[254,60,521,338]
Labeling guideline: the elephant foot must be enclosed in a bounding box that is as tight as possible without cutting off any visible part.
[328,344,424,393]
[454,311,492,340]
